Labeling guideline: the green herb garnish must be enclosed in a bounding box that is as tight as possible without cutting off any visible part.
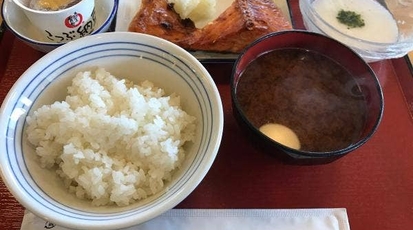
[336,10,365,29]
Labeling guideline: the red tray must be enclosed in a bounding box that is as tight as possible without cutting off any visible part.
[1,1,413,230]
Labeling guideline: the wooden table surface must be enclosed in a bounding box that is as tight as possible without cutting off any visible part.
[1,1,413,230]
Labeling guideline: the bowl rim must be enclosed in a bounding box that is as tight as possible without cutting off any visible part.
[299,0,407,46]
[1,0,119,47]
[13,0,93,14]
[231,30,384,158]
[0,31,224,229]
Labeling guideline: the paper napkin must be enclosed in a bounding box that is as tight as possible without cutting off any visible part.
[20,208,350,230]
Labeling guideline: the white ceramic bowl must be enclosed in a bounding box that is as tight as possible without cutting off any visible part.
[0,32,224,229]
[300,0,413,62]
[1,0,118,53]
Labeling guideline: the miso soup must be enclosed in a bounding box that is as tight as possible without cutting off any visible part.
[235,48,367,152]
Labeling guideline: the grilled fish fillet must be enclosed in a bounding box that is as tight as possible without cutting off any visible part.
[128,0,197,46]
[187,0,292,52]
[129,0,292,53]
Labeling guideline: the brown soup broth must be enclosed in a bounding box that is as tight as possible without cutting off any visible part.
[236,48,367,152]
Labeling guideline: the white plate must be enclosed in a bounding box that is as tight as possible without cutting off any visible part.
[409,52,413,65]
[115,0,293,62]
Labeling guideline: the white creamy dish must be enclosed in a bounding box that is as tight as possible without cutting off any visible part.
[312,0,399,43]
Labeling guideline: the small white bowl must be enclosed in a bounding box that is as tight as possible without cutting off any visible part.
[0,32,224,229]
[1,0,118,53]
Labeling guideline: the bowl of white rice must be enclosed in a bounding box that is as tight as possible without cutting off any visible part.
[0,32,224,229]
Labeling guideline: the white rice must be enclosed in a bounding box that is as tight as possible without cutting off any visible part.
[26,68,196,206]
